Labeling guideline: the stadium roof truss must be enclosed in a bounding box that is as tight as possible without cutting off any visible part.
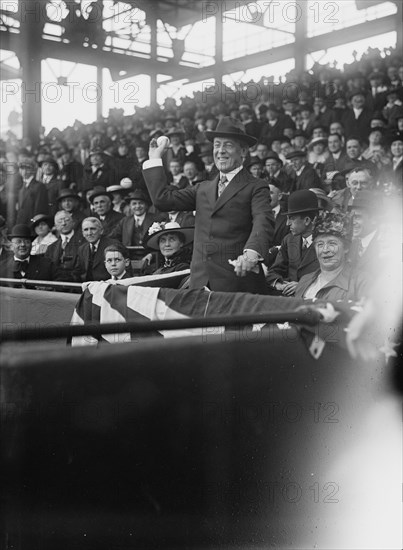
[0,0,401,142]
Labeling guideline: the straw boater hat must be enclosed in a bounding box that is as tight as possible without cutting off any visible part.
[145,221,194,250]
[205,116,257,147]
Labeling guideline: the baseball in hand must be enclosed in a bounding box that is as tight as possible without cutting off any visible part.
[156,136,170,148]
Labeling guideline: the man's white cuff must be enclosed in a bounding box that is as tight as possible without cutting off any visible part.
[143,159,163,169]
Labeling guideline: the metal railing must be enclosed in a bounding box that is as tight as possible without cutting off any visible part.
[0,307,321,343]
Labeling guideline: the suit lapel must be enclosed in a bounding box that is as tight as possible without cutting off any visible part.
[206,174,219,211]
[212,169,251,214]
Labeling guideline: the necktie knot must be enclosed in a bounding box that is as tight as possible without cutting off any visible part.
[218,175,228,197]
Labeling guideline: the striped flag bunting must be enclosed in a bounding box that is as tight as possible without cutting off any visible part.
[70,282,357,356]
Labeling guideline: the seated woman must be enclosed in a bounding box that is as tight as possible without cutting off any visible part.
[31,214,57,255]
[295,211,369,302]
[144,221,193,275]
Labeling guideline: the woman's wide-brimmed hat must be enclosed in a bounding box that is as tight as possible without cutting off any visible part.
[145,221,194,250]
[313,211,353,242]
[205,116,257,147]
[31,213,54,228]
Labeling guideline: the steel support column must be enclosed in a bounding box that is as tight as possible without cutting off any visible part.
[18,3,43,148]
[294,1,307,74]
[148,5,157,107]
[214,13,223,87]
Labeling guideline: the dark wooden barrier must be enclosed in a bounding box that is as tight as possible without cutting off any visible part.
[0,329,393,549]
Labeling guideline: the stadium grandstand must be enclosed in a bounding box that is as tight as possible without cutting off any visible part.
[0,1,402,548]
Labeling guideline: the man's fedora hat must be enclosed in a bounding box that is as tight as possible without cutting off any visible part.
[205,116,257,147]
[8,224,35,240]
[286,149,307,160]
[88,185,112,203]
[125,188,150,204]
[57,189,81,202]
[246,157,263,169]
[166,127,185,138]
[263,151,283,165]
[145,221,194,250]
[38,156,59,172]
[285,190,319,215]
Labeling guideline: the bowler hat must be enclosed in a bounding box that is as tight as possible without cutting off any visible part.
[125,188,150,204]
[205,116,257,147]
[246,157,263,169]
[89,147,104,156]
[347,88,366,101]
[38,157,59,172]
[166,127,185,138]
[285,190,319,215]
[385,129,403,146]
[57,188,80,203]
[8,224,34,240]
[89,186,112,203]
[263,151,283,166]
[145,221,194,250]
[286,150,306,160]
[31,214,54,228]
[313,211,353,242]
[18,158,36,169]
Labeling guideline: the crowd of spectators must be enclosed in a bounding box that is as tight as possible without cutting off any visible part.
[0,46,401,300]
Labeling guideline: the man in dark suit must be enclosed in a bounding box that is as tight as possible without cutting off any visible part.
[349,190,383,274]
[90,186,123,234]
[82,148,114,191]
[143,117,274,293]
[0,224,54,281]
[286,150,322,191]
[167,210,195,227]
[40,156,66,215]
[265,178,289,267]
[323,133,348,173]
[75,217,118,281]
[265,190,319,296]
[259,104,294,145]
[342,90,373,144]
[16,159,49,225]
[108,189,162,247]
[332,167,375,212]
[45,210,84,281]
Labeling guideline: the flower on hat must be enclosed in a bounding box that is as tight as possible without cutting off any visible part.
[313,211,353,241]
[148,221,165,236]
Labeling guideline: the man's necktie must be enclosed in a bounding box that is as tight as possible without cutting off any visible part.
[135,217,141,228]
[87,244,96,280]
[14,260,28,277]
[357,239,364,257]
[218,175,228,198]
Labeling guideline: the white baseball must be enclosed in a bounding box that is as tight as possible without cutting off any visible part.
[120,177,132,189]
[156,136,170,148]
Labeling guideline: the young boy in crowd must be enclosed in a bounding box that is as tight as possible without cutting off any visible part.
[103,243,133,281]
